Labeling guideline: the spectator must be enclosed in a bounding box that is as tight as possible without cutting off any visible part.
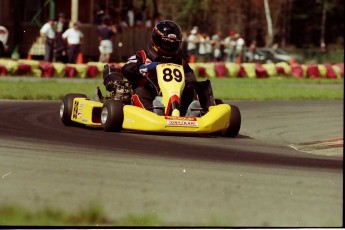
[234,33,245,63]
[144,10,153,28]
[204,33,213,62]
[40,18,55,62]
[94,10,105,25]
[152,13,161,26]
[135,5,147,27]
[98,16,117,63]
[187,28,199,62]
[127,6,135,27]
[223,31,236,62]
[62,22,84,63]
[247,40,257,62]
[198,33,211,62]
[55,13,69,63]
[211,30,223,61]
[319,41,327,63]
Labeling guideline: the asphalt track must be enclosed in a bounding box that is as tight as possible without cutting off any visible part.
[0,100,343,227]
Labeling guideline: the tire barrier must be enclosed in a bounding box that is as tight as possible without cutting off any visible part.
[0,58,343,79]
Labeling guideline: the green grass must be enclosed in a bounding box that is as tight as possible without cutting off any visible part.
[211,77,344,100]
[0,204,161,226]
[0,76,343,100]
[0,204,233,226]
[0,79,100,100]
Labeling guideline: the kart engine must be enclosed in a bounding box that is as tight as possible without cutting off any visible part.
[108,80,133,104]
[103,64,133,104]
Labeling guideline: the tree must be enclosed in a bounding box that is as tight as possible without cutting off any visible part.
[264,0,273,47]
[152,0,159,18]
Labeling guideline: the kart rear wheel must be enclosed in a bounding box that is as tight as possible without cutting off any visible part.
[214,98,224,105]
[221,104,241,137]
[101,99,124,132]
[60,93,87,126]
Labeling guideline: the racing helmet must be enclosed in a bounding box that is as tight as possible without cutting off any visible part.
[151,20,182,56]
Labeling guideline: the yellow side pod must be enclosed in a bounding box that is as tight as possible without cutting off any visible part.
[71,98,103,126]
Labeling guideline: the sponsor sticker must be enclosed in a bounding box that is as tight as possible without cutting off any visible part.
[165,116,197,121]
[77,109,82,119]
[165,116,198,127]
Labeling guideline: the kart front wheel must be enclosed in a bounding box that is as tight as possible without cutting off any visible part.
[101,100,124,132]
[221,105,241,137]
[60,93,87,126]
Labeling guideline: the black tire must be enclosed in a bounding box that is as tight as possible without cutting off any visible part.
[101,100,124,132]
[60,93,87,126]
[221,105,241,137]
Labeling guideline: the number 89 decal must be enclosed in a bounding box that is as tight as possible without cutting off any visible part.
[162,68,183,82]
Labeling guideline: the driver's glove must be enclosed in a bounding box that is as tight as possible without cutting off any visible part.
[139,62,160,76]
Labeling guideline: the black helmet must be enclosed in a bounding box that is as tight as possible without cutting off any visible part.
[151,20,182,56]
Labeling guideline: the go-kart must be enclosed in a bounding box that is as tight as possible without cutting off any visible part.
[59,63,241,137]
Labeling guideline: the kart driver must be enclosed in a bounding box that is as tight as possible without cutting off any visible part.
[119,20,202,116]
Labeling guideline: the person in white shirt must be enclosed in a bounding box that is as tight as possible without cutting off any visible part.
[234,33,245,63]
[40,18,55,62]
[211,30,223,61]
[62,22,84,63]
[223,31,236,62]
[204,34,213,62]
[198,33,212,62]
[198,33,206,62]
[127,7,135,27]
[187,29,199,62]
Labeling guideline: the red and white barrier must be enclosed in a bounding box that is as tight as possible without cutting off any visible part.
[0,58,343,79]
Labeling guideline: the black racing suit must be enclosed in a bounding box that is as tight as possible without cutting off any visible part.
[121,42,198,115]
